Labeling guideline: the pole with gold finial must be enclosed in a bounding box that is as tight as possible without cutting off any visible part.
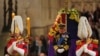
[25,17,31,55]
[26,17,30,37]
[12,12,15,34]
[12,12,15,19]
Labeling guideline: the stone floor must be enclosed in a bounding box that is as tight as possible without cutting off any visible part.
[0,32,10,56]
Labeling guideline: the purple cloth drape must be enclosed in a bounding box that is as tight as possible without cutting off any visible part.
[68,39,77,56]
[48,41,55,56]
[67,18,79,56]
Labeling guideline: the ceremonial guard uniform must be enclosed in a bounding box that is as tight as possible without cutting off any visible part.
[5,16,28,56]
[76,16,99,56]
[76,39,98,56]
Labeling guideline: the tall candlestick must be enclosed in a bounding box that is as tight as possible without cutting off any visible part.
[26,17,30,36]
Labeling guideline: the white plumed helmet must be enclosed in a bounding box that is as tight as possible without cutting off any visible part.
[11,15,24,34]
[77,16,92,39]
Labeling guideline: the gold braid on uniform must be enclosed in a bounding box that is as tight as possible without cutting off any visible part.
[92,39,98,44]
[76,40,82,45]
[54,45,58,51]
[64,45,69,50]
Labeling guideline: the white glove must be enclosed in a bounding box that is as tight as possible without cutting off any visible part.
[57,48,65,53]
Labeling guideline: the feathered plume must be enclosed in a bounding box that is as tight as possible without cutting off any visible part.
[11,16,24,34]
[77,16,92,39]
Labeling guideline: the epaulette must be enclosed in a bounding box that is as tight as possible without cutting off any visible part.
[76,40,82,45]
[92,39,98,44]
[24,37,29,44]
[54,45,58,51]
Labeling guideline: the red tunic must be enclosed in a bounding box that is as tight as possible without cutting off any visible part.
[16,42,28,54]
[7,38,17,48]
[87,42,98,56]
[76,40,98,56]
[76,41,85,50]
[7,38,28,54]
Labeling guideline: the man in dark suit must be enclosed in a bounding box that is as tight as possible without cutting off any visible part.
[31,36,47,56]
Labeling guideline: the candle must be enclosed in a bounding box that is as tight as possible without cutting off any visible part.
[26,17,30,36]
